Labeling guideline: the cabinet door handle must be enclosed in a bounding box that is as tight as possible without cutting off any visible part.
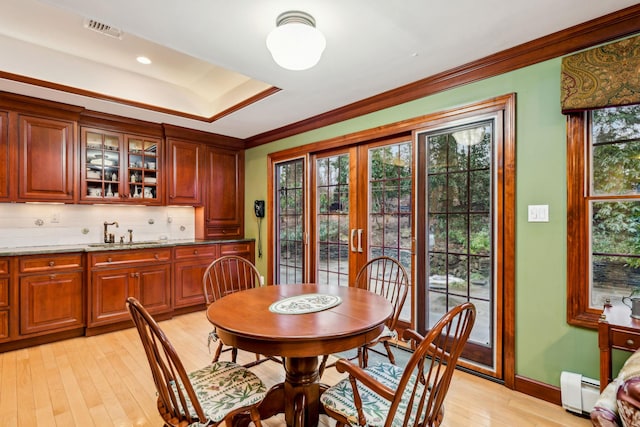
[627,339,635,347]
[154,254,159,260]
[194,250,198,255]
[107,257,113,263]
[49,261,55,267]
[49,274,56,280]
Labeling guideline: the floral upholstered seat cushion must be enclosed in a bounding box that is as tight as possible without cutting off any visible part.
[172,361,267,424]
[320,362,426,427]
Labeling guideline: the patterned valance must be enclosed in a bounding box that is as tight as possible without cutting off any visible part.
[561,34,640,113]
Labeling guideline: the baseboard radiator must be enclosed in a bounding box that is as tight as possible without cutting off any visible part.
[560,371,600,415]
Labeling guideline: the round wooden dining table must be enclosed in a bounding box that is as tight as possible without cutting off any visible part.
[206,283,393,427]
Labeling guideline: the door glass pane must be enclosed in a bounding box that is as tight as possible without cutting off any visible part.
[275,159,304,284]
[316,154,350,286]
[368,141,413,321]
[424,121,494,367]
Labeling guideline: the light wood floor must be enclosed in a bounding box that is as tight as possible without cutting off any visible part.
[0,310,591,427]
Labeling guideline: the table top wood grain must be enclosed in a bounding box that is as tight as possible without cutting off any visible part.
[206,283,393,358]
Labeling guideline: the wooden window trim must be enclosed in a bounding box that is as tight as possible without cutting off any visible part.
[566,112,602,328]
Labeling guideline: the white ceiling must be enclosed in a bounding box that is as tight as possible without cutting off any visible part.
[0,0,638,140]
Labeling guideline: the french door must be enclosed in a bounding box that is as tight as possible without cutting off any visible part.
[274,158,306,284]
[311,138,414,328]
[416,114,503,377]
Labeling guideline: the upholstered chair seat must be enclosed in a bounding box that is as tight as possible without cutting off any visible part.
[321,362,429,427]
[175,361,266,424]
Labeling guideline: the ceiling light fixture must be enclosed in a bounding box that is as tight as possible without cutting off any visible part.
[452,127,485,146]
[266,11,326,71]
[136,56,152,65]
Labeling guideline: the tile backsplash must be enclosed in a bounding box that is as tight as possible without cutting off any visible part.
[0,203,195,248]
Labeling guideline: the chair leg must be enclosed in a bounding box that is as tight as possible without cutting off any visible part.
[231,346,238,363]
[318,354,329,377]
[212,340,224,363]
[383,341,396,364]
[358,346,367,368]
[249,407,263,427]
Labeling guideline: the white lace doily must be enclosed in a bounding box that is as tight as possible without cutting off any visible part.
[269,293,342,314]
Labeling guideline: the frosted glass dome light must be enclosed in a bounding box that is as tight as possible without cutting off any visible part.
[266,11,326,71]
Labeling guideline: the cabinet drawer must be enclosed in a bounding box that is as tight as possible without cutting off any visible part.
[611,328,640,351]
[219,242,252,256]
[0,278,7,308]
[207,226,241,239]
[173,245,217,260]
[19,253,83,273]
[0,259,7,275]
[90,249,171,268]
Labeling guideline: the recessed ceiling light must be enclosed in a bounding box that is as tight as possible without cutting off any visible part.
[136,56,152,65]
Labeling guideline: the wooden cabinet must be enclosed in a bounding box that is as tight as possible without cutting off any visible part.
[0,111,9,201]
[220,241,255,259]
[203,147,244,239]
[17,253,84,335]
[88,248,171,329]
[166,138,203,205]
[173,244,218,309]
[173,241,255,311]
[0,93,83,203]
[80,126,162,204]
[17,114,77,202]
[79,111,164,205]
[0,258,9,341]
[599,304,640,391]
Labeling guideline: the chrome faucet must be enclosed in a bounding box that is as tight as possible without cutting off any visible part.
[103,221,119,243]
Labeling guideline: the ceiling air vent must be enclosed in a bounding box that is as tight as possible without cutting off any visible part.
[83,18,123,39]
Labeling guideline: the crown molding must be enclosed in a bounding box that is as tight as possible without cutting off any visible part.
[245,3,640,148]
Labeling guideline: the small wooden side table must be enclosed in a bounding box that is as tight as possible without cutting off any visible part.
[598,304,640,391]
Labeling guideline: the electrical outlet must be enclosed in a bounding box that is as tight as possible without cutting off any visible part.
[51,212,60,223]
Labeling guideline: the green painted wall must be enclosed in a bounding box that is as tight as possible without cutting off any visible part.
[244,56,601,387]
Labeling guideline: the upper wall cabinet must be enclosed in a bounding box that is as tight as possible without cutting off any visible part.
[79,112,163,205]
[166,138,203,206]
[18,115,77,202]
[0,93,83,203]
[203,146,244,239]
[0,111,8,201]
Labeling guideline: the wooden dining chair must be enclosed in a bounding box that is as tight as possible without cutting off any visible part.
[126,297,267,427]
[203,255,277,367]
[319,256,409,376]
[320,302,476,427]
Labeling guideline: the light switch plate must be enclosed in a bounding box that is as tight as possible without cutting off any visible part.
[528,204,549,222]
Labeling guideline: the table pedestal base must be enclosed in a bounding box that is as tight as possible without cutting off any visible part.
[233,356,327,427]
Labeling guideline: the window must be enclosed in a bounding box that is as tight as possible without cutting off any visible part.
[567,105,640,327]
[275,158,305,284]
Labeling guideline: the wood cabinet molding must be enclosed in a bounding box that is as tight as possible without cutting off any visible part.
[163,123,243,150]
[79,110,163,137]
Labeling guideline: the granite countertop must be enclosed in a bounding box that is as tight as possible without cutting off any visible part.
[0,238,254,256]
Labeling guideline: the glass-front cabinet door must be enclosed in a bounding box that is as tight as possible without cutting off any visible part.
[81,128,161,204]
[82,128,123,202]
[126,136,159,202]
